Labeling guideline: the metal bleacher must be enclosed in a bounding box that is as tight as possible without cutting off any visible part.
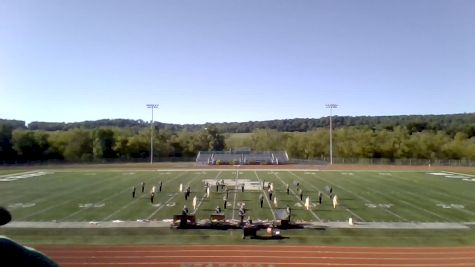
[196,150,289,165]
[196,151,214,164]
[271,151,289,164]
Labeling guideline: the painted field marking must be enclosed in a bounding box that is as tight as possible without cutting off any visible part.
[365,204,394,209]
[0,172,104,205]
[442,171,475,178]
[146,172,200,220]
[289,171,365,222]
[17,175,123,220]
[231,170,238,221]
[0,171,50,182]
[391,172,475,206]
[78,203,105,208]
[62,184,137,221]
[310,173,408,222]
[60,171,170,221]
[271,172,321,222]
[7,203,36,209]
[357,174,451,221]
[101,171,186,222]
[430,172,475,182]
[436,204,465,209]
[193,171,222,214]
[254,171,276,221]
[378,172,475,219]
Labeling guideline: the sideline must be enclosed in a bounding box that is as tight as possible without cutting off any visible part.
[4,221,472,229]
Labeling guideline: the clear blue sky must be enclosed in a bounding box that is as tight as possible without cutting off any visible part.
[1,0,474,125]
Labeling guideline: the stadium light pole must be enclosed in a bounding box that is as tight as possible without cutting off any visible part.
[325,104,338,165]
[146,104,159,164]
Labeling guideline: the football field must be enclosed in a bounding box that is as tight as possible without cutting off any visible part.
[2,169,475,224]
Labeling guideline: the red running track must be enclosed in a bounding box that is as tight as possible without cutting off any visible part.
[36,245,475,267]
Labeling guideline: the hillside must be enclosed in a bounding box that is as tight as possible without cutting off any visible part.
[2,113,475,137]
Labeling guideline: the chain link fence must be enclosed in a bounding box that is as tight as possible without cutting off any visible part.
[296,157,475,167]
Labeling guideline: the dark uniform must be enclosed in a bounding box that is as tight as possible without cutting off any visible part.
[132,186,136,198]
[286,184,290,195]
[150,192,155,203]
[298,188,303,201]
[259,194,264,208]
[141,182,145,193]
[223,195,227,209]
[216,181,219,192]
[186,186,191,200]
[215,206,222,214]
[239,206,246,224]
[241,184,245,192]
[318,191,322,205]
[268,189,273,201]
[159,181,162,192]
[182,206,189,215]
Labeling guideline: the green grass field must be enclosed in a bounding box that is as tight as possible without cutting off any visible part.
[2,169,475,223]
[1,168,475,245]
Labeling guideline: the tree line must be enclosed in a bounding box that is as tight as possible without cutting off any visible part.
[2,113,475,137]
[0,125,225,163]
[1,123,474,163]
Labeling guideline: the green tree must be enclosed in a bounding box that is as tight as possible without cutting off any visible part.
[92,128,116,159]
[12,130,50,161]
[0,124,15,162]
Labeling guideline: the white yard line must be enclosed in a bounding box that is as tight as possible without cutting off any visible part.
[271,172,322,222]
[100,172,185,221]
[288,171,365,222]
[312,173,409,222]
[18,176,120,220]
[385,173,475,218]
[62,185,132,221]
[61,173,163,221]
[254,171,276,221]
[231,170,239,221]
[367,173,456,221]
[193,171,222,214]
[146,193,179,220]
[145,172,200,220]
